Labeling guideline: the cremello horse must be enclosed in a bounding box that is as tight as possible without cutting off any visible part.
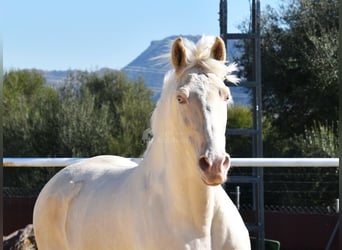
[33,36,250,250]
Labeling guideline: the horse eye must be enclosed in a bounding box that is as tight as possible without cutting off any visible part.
[177,95,187,104]
[219,88,230,101]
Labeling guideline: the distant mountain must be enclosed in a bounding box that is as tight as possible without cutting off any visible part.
[123,35,250,105]
[42,68,118,88]
[42,35,250,105]
[122,35,198,101]
[42,70,69,87]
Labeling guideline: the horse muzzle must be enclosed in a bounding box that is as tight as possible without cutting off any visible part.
[198,153,230,186]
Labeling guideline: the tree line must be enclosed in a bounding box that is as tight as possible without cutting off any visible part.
[4,69,154,158]
[259,0,338,157]
[3,69,155,191]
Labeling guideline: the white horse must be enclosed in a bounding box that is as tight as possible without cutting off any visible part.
[33,36,251,250]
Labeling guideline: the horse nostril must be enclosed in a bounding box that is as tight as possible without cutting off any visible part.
[199,156,211,171]
[222,154,230,168]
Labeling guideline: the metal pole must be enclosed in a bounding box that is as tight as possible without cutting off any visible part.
[236,185,240,210]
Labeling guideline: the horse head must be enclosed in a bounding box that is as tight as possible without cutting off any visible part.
[154,36,238,186]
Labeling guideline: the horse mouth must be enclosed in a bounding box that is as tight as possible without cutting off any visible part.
[200,173,228,186]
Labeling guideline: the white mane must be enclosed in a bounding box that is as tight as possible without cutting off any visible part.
[149,71,177,142]
[180,36,239,83]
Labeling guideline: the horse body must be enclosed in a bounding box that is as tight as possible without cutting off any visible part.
[33,36,250,250]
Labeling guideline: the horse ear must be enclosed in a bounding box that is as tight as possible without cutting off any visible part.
[210,37,226,61]
[171,37,187,72]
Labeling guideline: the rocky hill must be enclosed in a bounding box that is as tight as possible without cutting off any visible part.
[42,35,250,105]
[122,35,250,105]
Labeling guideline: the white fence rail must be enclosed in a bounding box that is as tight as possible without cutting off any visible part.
[3,157,339,168]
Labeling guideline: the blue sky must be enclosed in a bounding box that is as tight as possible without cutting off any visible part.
[2,0,280,71]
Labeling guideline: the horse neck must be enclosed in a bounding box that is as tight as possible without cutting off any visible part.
[140,135,216,228]
[136,74,217,228]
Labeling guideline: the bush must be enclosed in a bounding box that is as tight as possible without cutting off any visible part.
[226,105,253,157]
[290,121,338,157]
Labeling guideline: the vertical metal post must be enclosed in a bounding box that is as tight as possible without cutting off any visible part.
[338,2,342,247]
[220,1,264,249]
[236,185,241,210]
[219,0,227,42]
[254,1,265,250]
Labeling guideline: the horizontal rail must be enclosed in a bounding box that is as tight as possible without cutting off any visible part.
[3,157,339,168]
[3,158,84,167]
[231,158,339,167]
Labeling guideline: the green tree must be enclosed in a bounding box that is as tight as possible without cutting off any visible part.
[237,0,338,156]
[258,0,339,207]
[77,70,154,157]
[57,85,112,157]
[226,106,253,157]
[260,0,338,145]
[111,78,154,156]
[4,69,155,193]
[3,70,61,193]
[3,70,60,156]
[291,121,338,157]
[233,0,339,208]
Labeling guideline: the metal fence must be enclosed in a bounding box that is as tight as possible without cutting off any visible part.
[3,157,339,168]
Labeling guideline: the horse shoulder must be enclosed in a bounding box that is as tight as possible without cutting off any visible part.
[33,164,84,250]
[211,187,251,250]
[34,155,138,250]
